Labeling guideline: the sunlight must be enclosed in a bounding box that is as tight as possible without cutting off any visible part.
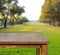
[18,0,44,21]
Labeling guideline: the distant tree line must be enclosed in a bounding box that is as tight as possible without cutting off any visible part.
[0,0,29,28]
[40,0,60,26]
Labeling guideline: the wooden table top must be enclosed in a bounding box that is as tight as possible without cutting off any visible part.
[0,33,49,45]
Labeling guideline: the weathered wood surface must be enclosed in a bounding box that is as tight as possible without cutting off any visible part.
[42,45,48,55]
[0,45,40,48]
[36,46,40,55]
[0,33,49,45]
[0,33,49,55]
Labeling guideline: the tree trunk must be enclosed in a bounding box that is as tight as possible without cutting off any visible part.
[51,18,55,26]
[4,17,7,28]
[4,10,9,28]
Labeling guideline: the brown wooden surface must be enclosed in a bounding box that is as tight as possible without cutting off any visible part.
[36,47,40,55]
[0,45,40,48]
[0,33,49,45]
[42,45,48,55]
[0,33,49,55]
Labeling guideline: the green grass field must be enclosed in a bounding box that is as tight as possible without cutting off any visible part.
[0,22,60,55]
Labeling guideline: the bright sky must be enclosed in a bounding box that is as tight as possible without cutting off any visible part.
[18,0,44,21]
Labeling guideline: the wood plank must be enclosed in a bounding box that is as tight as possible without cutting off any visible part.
[0,33,49,45]
[0,45,40,48]
[36,46,40,55]
[42,45,48,55]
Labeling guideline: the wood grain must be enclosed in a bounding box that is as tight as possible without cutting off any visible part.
[0,33,49,45]
[0,33,49,55]
[36,46,40,55]
[0,45,40,48]
[42,45,48,55]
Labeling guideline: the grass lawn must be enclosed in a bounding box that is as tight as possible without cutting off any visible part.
[0,22,60,55]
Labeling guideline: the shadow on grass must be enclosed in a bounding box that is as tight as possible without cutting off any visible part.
[0,26,4,29]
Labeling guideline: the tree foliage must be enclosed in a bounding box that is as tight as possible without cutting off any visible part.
[15,16,29,24]
[40,0,60,26]
[0,0,25,28]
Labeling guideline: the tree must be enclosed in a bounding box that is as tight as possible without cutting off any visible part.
[10,5,25,25]
[0,0,25,28]
[40,0,60,26]
[0,0,18,28]
[40,0,53,23]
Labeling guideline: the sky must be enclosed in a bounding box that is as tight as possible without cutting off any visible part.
[18,0,44,21]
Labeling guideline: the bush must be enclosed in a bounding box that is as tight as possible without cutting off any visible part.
[16,17,29,24]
